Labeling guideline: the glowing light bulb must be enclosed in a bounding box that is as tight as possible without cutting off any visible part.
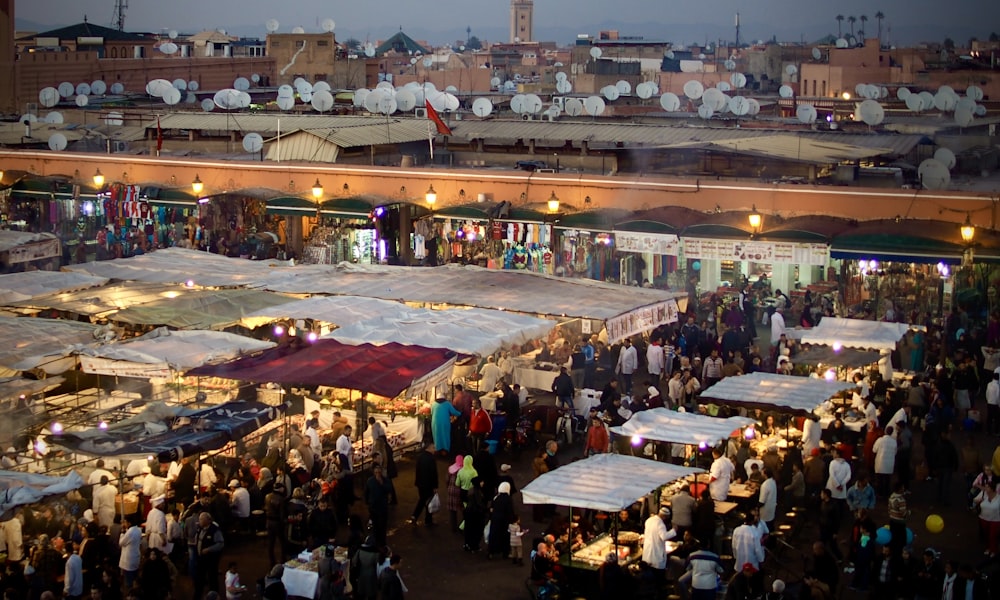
[832,341,843,352]
[307,331,318,342]
[824,369,837,381]
[185,280,195,288]
[98,421,108,430]
[273,325,285,337]
[631,434,643,447]
[744,427,755,440]
[51,422,63,435]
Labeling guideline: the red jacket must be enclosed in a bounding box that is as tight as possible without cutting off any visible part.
[469,408,492,435]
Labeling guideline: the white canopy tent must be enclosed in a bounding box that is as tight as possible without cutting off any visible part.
[0,470,84,519]
[609,408,756,447]
[0,316,103,374]
[700,372,856,415]
[243,295,407,328]
[799,317,920,350]
[9,281,193,318]
[520,453,703,512]
[0,270,108,305]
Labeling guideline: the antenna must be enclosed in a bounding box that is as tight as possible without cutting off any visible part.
[735,12,740,48]
[114,0,128,31]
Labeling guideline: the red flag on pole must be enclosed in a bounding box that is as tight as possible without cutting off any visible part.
[156,116,163,152]
[424,101,452,136]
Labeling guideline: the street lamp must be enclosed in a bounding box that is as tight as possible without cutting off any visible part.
[425,184,437,207]
[961,215,976,244]
[312,179,324,200]
[191,175,204,195]
[92,169,104,187]
[547,191,560,213]
[748,205,763,232]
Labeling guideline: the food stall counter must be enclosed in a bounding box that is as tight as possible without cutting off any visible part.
[564,531,644,571]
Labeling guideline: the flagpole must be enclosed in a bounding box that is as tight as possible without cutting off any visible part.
[424,80,434,161]
[276,117,280,164]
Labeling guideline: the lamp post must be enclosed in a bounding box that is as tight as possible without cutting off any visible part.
[312,179,324,200]
[92,169,104,188]
[425,184,437,208]
[961,215,976,267]
[191,175,204,195]
[748,205,763,237]
[547,191,560,213]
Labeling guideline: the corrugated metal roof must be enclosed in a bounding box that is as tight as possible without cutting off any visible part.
[265,131,340,163]
[676,135,894,163]
[156,113,423,135]
[261,122,432,161]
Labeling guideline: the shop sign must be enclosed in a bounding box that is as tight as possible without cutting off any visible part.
[614,231,680,256]
[79,356,174,379]
[7,238,61,264]
[606,299,680,345]
[682,237,828,266]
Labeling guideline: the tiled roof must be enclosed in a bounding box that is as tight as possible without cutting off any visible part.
[22,21,148,42]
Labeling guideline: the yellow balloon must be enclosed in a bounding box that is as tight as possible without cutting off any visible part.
[926,514,944,534]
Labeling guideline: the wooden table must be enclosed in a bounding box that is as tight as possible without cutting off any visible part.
[714,500,738,515]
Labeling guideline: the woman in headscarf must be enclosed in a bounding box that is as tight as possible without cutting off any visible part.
[463,476,488,553]
[257,467,275,498]
[447,456,464,533]
[455,455,478,504]
[487,482,514,559]
[431,397,462,453]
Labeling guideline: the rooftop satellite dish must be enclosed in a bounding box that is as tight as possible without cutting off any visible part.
[293,77,307,89]
[20,113,37,124]
[730,72,747,88]
[510,94,527,114]
[812,47,822,60]
[297,80,315,95]
[242,132,263,153]
[866,84,881,99]
[58,82,75,98]
[503,80,517,92]
[234,77,250,91]
[188,81,199,91]
[172,78,187,90]
[48,133,68,151]
[702,87,727,112]
[159,42,178,54]
[779,85,794,98]
[277,84,294,98]
[975,104,987,117]
[91,80,107,95]
[835,38,849,49]
[472,97,493,117]
[954,107,974,127]
[660,92,681,112]
[847,36,857,46]
[299,91,312,104]
[934,147,956,169]
[967,85,984,101]
[276,96,295,110]
[375,80,393,92]
[796,103,817,123]
[213,89,242,109]
[636,82,653,99]
[444,93,460,112]
[311,89,334,112]
[45,111,63,124]
[353,88,370,107]
[857,99,885,125]
[616,80,631,95]
[698,104,714,120]
[546,104,561,118]
[717,81,731,92]
[556,80,572,94]
[747,97,761,115]
[292,26,305,34]
[313,81,331,93]
[490,76,501,87]
[905,94,923,112]
[724,59,737,71]
[146,79,173,97]
[377,95,397,115]
[590,47,602,59]
[951,96,974,115]
[105,111,124,125]
[683,80,704,100]
[555,72,567,82]
[933,90,957,112]
[168,29,178,39]
[162,87,181,105]
[523,93,543,113]
[897,86,911,100]
[321,18,335,32]
[729,95,750,116]
[785,64,798,76]
[665,50,675,59]
[564,97,584,116]
[427,91,447,111]
[698,53,706,60]
[422,57,434,68]
[937,85,955,96]
[584,96,606,116]
[75,94,88,107]
[603,86,620,101]
[251,74,260,83]
[75,82,92,96]
[185,92,197,104]
[110,82,125,94]
[237,91,251,108]
[854,83,867,97]
[918,91,935,111]
[918,158,951,189]
[39,87,59,108]
[553,62,563,67]
[364,46,376,58]
[265,19,279,33]
[445,85,458,93]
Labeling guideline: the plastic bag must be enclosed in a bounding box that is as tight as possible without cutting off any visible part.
[483,521,491,540]
[427,492,441,514]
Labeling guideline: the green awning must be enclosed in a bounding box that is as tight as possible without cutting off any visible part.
[8,178,101,201]
[614,219,678,235]
[760,229,830,243]
[682,223,752,239]
[319,196,374,218]
[433,203,490,220]
[831,234,963,264]
[506,208,547,224]
[266,196,320,216]
[554,209,631,232]
[146,188,198,207]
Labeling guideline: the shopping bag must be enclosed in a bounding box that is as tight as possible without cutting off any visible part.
[427,492,441,514]
[483,521,491,540]
[459,520,465,531]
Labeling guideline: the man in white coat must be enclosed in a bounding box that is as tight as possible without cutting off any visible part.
[802,417,822,456]
[732,512,765,571]
[145,495,170,554]
[646,338,665,381]
[826,447,852,518]
[709,447,735,501]
[92,475,117,528]
[641,507,676,581]
[616,338,639,396]
[758,467,778,531]
[872,425,898,498]
[770,307,786,348]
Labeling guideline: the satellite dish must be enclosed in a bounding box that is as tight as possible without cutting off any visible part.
[967,85,984,101]
[75,94,89,107]
[905,94,923,112]
[683,80,704,100]
[918,91,935,111]
[938,84,955,97]
[276,96,295,110]
[377,95,398,115]
[835,38,849,49]
[364,46,376,58]
[933,91,957,112]
[185,92,197,104]
[584,96,606,116]
[785,64,798,76]
[665,50,675,59]
[724,59,737,71]
[297,81,315,96]
[362,90,383,113]
[556,80,572,94]
[234,77,250,91]
[636,82,653,99]
[422,57,434,68]
[503,80,516,92]
[472,97,493,117]
[880,86,889,99]
[299,90,312,104]
[58,82,75,98]
[564,97,584,116]
[812,47,822,60]
[590,47,602,59]
[47,133,68,151]
[857,99,885,126]
[45,111,63,124]
[39,87,60,108]
[975,104,987,117]
[172,78,187,90]
[698,53,706,60]
[20,113,37,124]
[934,147,956,169]
[730,72,747,88]
[546,105,561,118]
[603,86,620,101]
[847,36,857,46]
[265,19,280,32]
[311,90,334,112]
[955,97,976,114]
[510,94,526,114]
[717,81,731,92]
[445,85,458,93]
[168,29,178,39]
[291,26,305,34]
[729,95,750,116]
[353,88,370,107]
[213,89,241,109]
[918,158,951,189]
[105,111,124,125]
[490,77,501,87]
[522,93,541,113]
[321,18,335,32]
[855,83,867,97]
[91,80,107,95]
[251,74,261,83]
[375,80,393,92]
[659,92,681,112]
[615,80,631,95]
[162,87,181,105]
[146,79,173,97]
[697,104,714,120]
[897,86,911,100]
[187,81,199,91]
[110,82,125,94]
[702,88,727,112]
[395,89,416,111]
[159,42,178,54]
[555,72,567,82]
[242,133,263,153]
[277,84,294,98]
[954,107,974,127]
[796,103,817,123]
[865,84,881,99]
[75,82,92,96]
[779,85,794,98]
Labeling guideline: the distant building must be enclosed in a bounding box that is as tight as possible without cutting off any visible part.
[0,0,16,113]
[510,0,534,43]
[266,32,336,86]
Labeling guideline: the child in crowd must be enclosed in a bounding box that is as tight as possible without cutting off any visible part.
[225,561,246,600]
[509,514,528,565]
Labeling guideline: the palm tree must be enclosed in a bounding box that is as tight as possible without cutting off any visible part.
[848,16,857,38]
[875,11,885,44]
[836,14,845,38]
[859,15,868,39]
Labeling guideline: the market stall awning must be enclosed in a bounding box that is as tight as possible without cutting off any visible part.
[0,470,84,520]
[0,316,102,372]
[187,339,458,399]
[520,454,704,512]
[0,270,108,305]
[266,196,320,216]
[77,327,276,378]
[9,281,191,318]
[52,400,288,462]
[799,317,919,350]
[793,345,883,368]
[699,372,856,415]
[64,248,292,288]
[608,409,755,447]
[319,197,376,218]
[0,376,65,403]
[110,289,298,330]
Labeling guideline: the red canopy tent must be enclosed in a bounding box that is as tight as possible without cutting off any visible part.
[187,339,458,398]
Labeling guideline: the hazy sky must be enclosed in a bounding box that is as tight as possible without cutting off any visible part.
[17,0,999,45]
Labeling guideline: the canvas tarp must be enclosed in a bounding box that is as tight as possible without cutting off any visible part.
[520,453,703,512]
[0,376,66,403]
[0,470,84,520]
[792,345,882,369]
[798,317,919,350]
[52,400,288,462]
[76,328,276,378]
[0,271,108,305]
[187,339,458,399]
[110,289,298,330]
[608,409,756,447]
[699,372,856,415]
[0,316,102,372]
[10,281,192,318]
